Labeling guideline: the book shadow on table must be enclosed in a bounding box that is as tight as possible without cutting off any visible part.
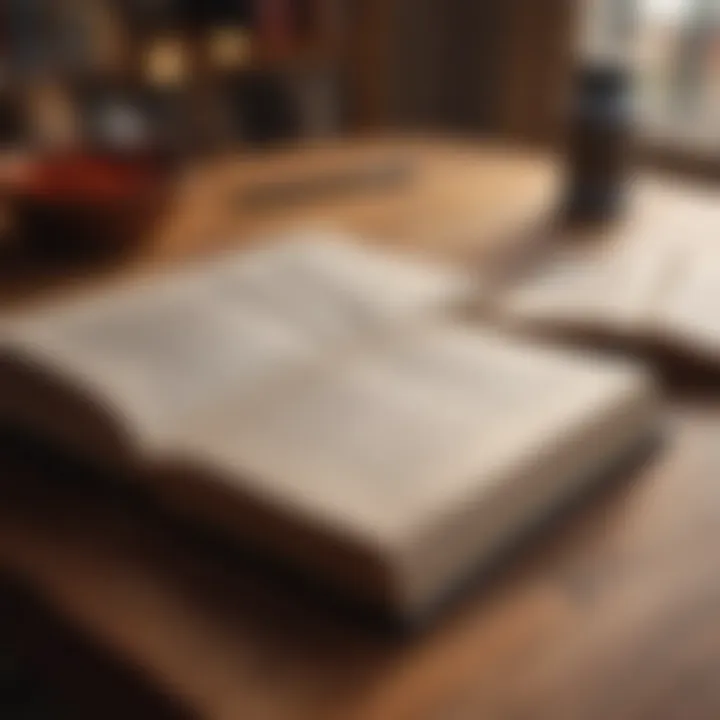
[0,421,665,644]
[0,574,195,720]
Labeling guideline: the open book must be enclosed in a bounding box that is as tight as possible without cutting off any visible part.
[494,179,720,365]
[0,230,657,620]
[494,236,720,365]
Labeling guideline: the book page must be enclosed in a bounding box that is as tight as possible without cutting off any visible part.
[2,278,323,443]
[654,248,720,358]
[209,230,472,342]
[497,238,676,336]
[176,324,646,542]
[1,231,470,449]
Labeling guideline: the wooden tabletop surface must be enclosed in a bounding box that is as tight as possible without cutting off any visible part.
[3,139,720,720]
[0,136,558,311]
[1,401,718,720]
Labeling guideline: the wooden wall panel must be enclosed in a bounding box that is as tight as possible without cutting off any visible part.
[383,0,578,146]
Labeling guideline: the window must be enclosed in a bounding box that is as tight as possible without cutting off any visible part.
[638,0,720,151]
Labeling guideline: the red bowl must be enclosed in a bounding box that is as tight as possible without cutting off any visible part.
[8,154,171,259]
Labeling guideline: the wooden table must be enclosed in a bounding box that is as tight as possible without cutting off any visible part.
[4,140,720,720]
[2,404,718,720]
[0,137,558,311]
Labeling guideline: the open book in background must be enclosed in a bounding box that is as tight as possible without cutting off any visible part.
[494,180,720,367]
[0,230,657,621]
[492,238,675,340]
[495,240,720,366]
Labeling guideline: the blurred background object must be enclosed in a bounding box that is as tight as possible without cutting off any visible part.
[1,0,719,261]
[0,0,360,258]
[7,153,170,258]
[2,2,719,156]
[638,0,720,149]
[0,0,352,153]
[0,1,584,155]
[566,0,638,225]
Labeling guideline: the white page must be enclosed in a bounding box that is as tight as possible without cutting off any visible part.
[0,230,470,449]
[179,324,646,543]
[208,230,472,342]
[497,238,676,335]
[655,248,720,358]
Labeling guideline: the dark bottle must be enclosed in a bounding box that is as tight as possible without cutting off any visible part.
[565,62,633,226]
